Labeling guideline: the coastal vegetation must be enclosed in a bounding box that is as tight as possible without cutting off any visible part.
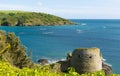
[0,61,119,76]
[0,30,35,68]
[0,10,74,26]
[0,30,119,76]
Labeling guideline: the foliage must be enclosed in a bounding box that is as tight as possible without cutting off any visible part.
[0,61,119,76]
[0,30,35,68]
[0,10,74,26]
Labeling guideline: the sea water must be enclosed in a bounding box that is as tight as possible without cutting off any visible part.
[0,19,120,73]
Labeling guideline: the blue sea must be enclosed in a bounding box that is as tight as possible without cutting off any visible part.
[0,19,120,73]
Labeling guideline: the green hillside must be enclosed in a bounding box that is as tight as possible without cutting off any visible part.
[0,10,74,26]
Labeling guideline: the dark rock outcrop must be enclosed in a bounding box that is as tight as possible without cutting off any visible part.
[66,52,72,61]
[102,62,112,76]
[38,59,48,65]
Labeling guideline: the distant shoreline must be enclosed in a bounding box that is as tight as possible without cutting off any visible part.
[0,10,74,26]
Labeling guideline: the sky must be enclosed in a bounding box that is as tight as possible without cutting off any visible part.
[0,0,120,19]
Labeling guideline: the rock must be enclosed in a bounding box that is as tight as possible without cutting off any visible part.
[50,47,112,75]
[51,63,61,72]
[102,62,112,76]
[38,59,48,65]
[70,47,102,74]
[51,60,70,73]
[66,52,72,61]
[51,52,72,73]
[57,60,71,72]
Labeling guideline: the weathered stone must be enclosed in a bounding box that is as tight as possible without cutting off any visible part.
[51,60,70,73]
[52,63,61,72]
[66,52,72,61]
[102,62,112,76]
[50,47,112,75]
[57,60,71,72]
[38,59,48,65]
[70,47,102,74]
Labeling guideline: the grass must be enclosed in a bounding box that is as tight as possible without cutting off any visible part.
[0,61,119,76]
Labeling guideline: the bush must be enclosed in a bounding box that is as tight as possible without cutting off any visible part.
[0,30,35,68]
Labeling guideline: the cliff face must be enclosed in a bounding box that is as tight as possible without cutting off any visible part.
[0,11,74,26]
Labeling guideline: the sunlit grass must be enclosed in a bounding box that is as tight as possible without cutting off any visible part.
[0,61,119,76]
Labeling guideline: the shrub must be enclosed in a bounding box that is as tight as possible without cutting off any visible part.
[0,30,35,68]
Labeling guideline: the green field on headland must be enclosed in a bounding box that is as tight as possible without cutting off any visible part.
[0,10,74,26]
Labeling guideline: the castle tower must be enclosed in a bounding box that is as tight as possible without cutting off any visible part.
[70,47,102,74]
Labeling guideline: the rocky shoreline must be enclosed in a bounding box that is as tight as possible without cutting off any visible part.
[38,48,112,76]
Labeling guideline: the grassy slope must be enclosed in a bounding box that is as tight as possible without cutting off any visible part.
[0,61,119,76]
[0,10,74,26]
